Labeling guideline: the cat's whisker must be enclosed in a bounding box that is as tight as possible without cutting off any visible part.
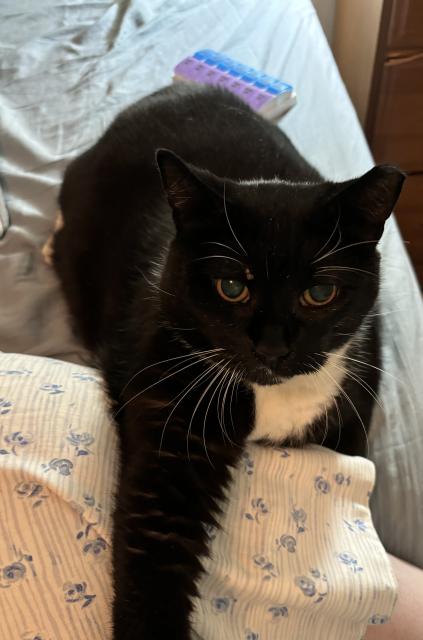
[219,368,233,440]
[311,231,342,265]
[234,368,245,405]
[190,254,245,266]
[334,332,356,338]
[202,360,235,459]
[115,351,223,418]
[312,240,380,264]
[216,367,237,445]
[306,362,329,447]
[223,181,248,257]
[312,215,341,260]
[137,268,175,297]
[330,361,384,412]
[228,367,240,434]
[232,368,245,439]
[316,265,377,278]
[332,396,343,451]
[219,365,243,449]
[215,367,229,443]
[204,361,233,422]
[320,403,329,447]
[365,309,402,318]
[221,367,237,435]
[227,366,245,441]
[322,351,405,388]
[120,348,223,397]
[325,349,418,422]
[161,322,196,331]
[158,350,221,382]
[314,274,343,281]
[200,241,242,257]
[313,355,370,457]
[187,362,229,467]
[182,362,229,460]
[159,359,224,457]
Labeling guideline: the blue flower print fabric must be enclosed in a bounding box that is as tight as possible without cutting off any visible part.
[0,352,396,639]
[192,445,397,640]
[0,352,117,639]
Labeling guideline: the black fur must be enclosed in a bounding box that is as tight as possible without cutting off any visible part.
[52,83,404,639]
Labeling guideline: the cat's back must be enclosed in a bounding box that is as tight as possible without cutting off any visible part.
[59,84,319,226]
[58,83,319,254]
[96,83,318,182]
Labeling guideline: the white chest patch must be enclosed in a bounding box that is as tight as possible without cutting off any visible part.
[250,346,348,443]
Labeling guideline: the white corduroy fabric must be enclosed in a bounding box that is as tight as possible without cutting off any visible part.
[0,352,117,640]
[192,446,397,640]
[0,352,396,640]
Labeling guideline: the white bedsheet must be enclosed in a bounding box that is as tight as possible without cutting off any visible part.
[0,0,422,567]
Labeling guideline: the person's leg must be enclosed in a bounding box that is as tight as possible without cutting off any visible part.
[365,555,423,640]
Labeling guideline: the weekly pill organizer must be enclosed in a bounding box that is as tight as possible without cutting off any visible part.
[173,50,296,121]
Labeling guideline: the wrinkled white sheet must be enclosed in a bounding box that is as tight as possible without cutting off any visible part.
[0,0,422,566]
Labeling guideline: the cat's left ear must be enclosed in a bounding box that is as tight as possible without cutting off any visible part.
[156,149,213,231]
[338,164,405,240]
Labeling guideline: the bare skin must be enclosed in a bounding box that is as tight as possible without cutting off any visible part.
[365,555,423,640]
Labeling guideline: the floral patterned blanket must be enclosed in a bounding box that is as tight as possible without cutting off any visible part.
[192,444,396,639]
[0,352,116,640]
[0,352,396,640]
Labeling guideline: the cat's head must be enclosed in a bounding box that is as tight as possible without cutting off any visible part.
[156,149,404,386]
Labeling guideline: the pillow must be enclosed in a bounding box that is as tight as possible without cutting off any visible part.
[0,351,116,639]
[0,351,396,640]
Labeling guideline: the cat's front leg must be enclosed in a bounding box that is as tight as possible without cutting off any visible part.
[112,406,241,640]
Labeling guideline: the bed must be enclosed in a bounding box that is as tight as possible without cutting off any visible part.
[1,0,423,635]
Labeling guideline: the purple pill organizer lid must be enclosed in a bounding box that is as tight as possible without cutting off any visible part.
[173,50,296,121]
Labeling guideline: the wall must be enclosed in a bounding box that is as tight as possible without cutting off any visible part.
[311,0,337,44]
[333,0,384,124]
[312,0,384,125]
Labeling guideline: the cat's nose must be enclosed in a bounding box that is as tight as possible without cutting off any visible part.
[255,343,291,369]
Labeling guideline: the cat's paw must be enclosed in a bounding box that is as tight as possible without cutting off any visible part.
[41,210,64,266]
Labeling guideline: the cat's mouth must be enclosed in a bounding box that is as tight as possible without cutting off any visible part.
[247,358,291,386]
[246,353,317,386]
[251,367,285,386]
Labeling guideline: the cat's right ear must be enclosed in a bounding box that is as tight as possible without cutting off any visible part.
[156,149,210,231]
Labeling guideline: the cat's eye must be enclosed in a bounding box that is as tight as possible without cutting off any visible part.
[215,278,250,303]
[300,284,338,307]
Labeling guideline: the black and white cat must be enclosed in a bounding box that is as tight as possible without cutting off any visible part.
[52,83,404,639]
